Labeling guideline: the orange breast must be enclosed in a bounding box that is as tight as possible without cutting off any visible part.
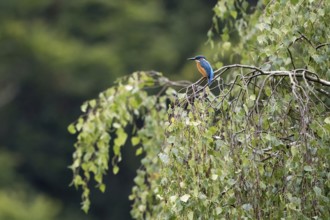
[196,61,207,78]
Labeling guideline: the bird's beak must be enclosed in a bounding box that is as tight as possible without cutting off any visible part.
[187,57,196,60]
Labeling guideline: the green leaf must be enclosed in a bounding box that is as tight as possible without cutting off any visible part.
[113,144,120,156]
[73,175,84,187]
[230,10,237,19]
[313,186,321,196]
[99,184,106,193]
[131,136,140,146]
[304,165,313,172]
[135,147,143,156]
[242,203,253,211]
[249,94,256,101]
[75,118,84,131]
[68,123,76,134]
[95,173,103,183]
[257,35,266,44]
[261,63,271,71]
[159,153,169,164]
[82,200,90,213]
[89,99,97,108]
[81,102,88,112]
[222,41,231,50]
[265,87,272,97]
[180,194,190,203]
[216,207,222,215]
[243,104,248,114]
[113,165,119,175]
[114,128,128,148]
[324,117,330,124]
[188,211,194,220]
[228,179,236,186]
[167,135,175,144]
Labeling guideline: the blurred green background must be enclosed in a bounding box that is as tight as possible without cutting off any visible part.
[0,0,217,219]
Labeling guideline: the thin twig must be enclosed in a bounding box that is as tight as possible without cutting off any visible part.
[213,65,330,87]
[315,42,330,50]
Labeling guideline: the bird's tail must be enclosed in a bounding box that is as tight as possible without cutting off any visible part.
[208,73,214,85]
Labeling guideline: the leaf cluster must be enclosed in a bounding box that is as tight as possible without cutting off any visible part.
[69,72,174,213]
[211,0,330,78]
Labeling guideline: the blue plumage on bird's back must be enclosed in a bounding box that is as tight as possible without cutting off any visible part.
[199,58,214,85]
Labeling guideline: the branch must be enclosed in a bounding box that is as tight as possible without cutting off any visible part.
[296,31,314,48]
[174,64,330,110]
[213,64,330,87]
[287,48,296,69]
[316,42,330,50]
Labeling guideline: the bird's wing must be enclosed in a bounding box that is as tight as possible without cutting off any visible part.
[199,59,213,78]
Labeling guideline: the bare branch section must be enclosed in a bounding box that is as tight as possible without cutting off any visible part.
[213,64,330,87]
[316,42,330,50]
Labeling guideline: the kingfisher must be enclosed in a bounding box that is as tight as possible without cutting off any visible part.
[188,55,214,85]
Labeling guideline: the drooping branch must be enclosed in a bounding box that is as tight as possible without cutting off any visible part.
[213,64,330,87]
[172,63,330,115]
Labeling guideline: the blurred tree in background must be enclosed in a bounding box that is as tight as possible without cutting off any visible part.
[0,0,216,219]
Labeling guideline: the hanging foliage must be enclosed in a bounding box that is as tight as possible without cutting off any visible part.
[70,0,330,218]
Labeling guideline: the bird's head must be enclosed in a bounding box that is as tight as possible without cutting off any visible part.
[187,55,206,61]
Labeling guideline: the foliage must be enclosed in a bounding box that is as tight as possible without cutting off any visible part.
[70,0,330,219]
[69,71,175,213]
[71,70,330,219]
[211,0,330,76]
[158,68,330,219]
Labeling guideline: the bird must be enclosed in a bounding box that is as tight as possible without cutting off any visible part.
[188,55,214,85]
